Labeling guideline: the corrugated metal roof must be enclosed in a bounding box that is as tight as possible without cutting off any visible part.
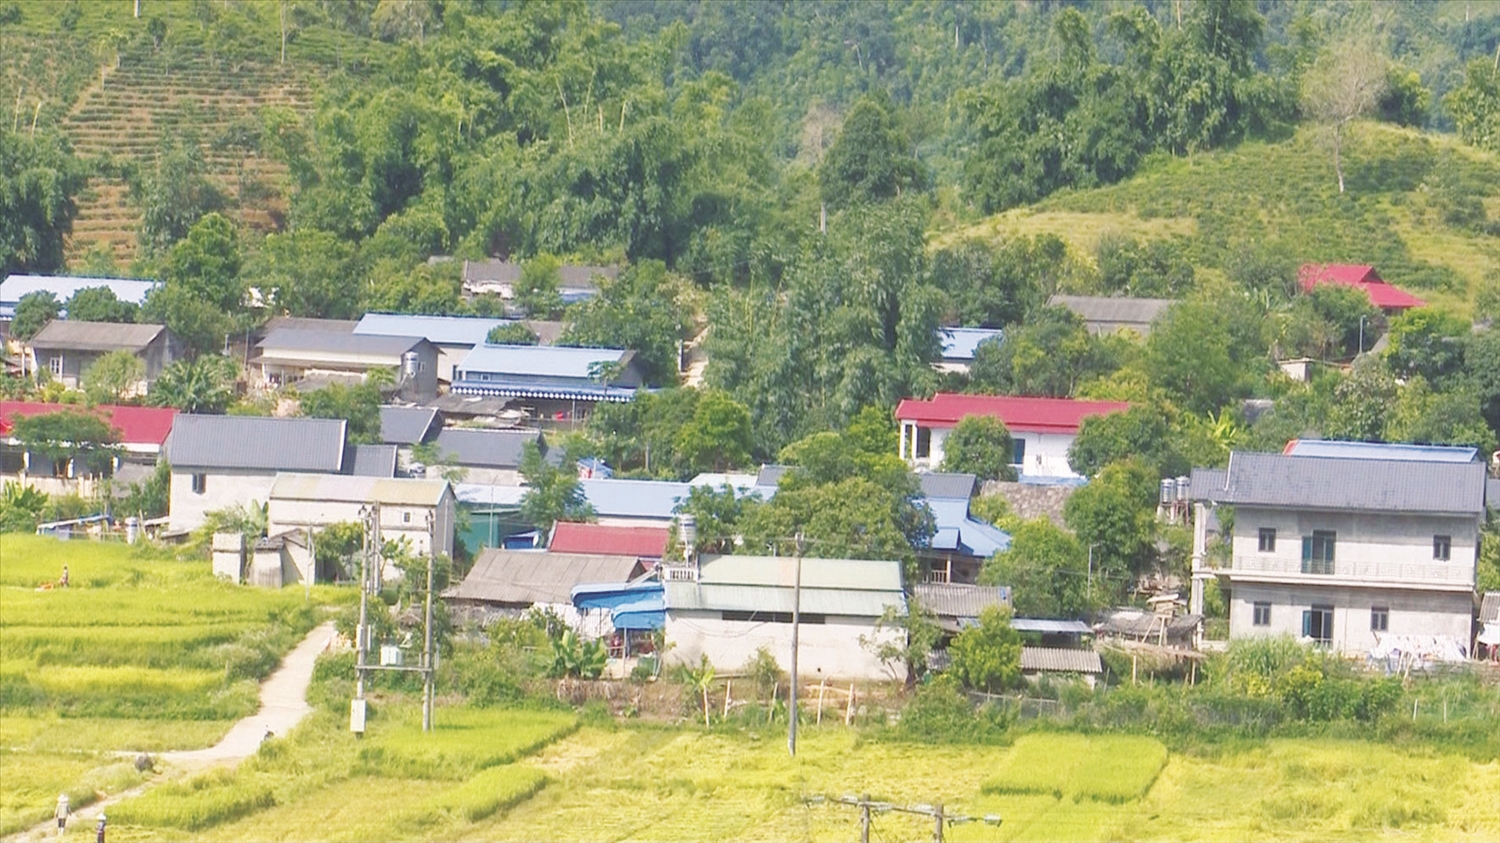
[166,415,346,471]
[550,522,670,557]
[1284,440,1479,463]
[1020,646,1102,673]
[344,444,398,477]
[1190,452,1487,515]
[1,275,157,317]
[379,406,439,445]
[1,401,176,446]
[895,393,1130,434]
[29,320,166,351]
[664,582,904,617]
[1481,593,1500,624]
[913,583,1011,618]
[756,464,790,488]
[1011,618,1093,634]
[454,483,527,507]
[1048,295,1175,330]
[433,428,542,468]
[261,316,357,334]
[258,328,428,359]
[462,260,617,289]
[919,472,977,500]
[1486,478,1500,510]
[940,327,1004,361]
[446,549,644,605]
[926,498,1011,557]
[582,478,694,519]
[355,313,512,347]
[456,344,630,379]
[696,554,904,592]
[269,472,451,506]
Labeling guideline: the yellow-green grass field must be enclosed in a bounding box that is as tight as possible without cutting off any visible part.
[0,534,352,835]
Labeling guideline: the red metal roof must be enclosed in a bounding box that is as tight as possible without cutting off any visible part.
[894,393,1130,435]
[548,522,671,558]
[0,401,178,446]
[1297,264,1426,310]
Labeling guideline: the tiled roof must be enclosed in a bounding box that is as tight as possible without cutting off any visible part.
[913,583,1011,618]
[895,393,1130,434]
[1190,451,1488,515]
[0,401,177,446]
[446,549,644,605]
[378,406,440,445]
[432,428,543,469]
[1,275,157,318]
[166,414,346,471]
[549,522,671,558]
[29,320,166,351]
[1019,646,1102,674]
[940,327,1004,361]
[1298,264,1426,310]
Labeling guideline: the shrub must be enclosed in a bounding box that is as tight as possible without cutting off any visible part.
[895,676,1012,745]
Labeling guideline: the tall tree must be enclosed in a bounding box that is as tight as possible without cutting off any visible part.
[9,291,60,341]
[149,355,238,414]
[520,442,594,535]
[0,131,83,278]
[818,92,927,211]
[299,382,382,444]
[64,286,138,323]
[938,415,1017,482]
[1301,40,1388,194]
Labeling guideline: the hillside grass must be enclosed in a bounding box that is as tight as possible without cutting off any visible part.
[941,123,1500,317]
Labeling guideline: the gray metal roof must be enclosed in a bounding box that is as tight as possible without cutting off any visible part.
[462,260,617,289]
[664,555,906,618]
[379,406,439,445]
[913,583,1010,618]
[1284,440,1479,463]
[166,414,346,471]
[1489,478,1500,511]
[432,428,543,468]
[445,549,645,605]
[1482,592,1500,624]
[1010,618,1093,634]
[919,473,977,501]
[29,320,166,351]
[344,444,398,477]
[257,328,429,358]
[260,316,358,335]
[756,464,790,488]
[1047,295,1174,332]
[1019,646,1102,674]
[1189,451,1488,515]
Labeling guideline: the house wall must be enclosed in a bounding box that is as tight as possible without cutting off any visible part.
[1230,506,1478,587]
[901,423,1081,478]
[257,345,439,400]
[266,496,454,560]
[434,344,471,382]
[663,611,900,681]
[169,468,277,532]
[1227,581,1473,654]
[430,465,520,486]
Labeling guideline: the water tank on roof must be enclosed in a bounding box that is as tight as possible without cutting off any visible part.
[1175,475,1190,501]
[401,351,419,381]
[1159,479,1174,505]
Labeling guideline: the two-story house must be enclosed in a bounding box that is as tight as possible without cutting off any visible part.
[894,393,1129,479]
[1189,443,1491,655]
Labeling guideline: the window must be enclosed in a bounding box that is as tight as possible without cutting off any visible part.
[1258,528,1277,553]
[1371,606,1389,632]
[1011,439,1026,466]
[1301,530,1336,575]
[1302,604,1334,645]
[1433,535,1451,561]
[1253,602,1271,626]
[915,427,931,459]
[403,511,411,524]
[48,356,63,377]
[191,473,207,494]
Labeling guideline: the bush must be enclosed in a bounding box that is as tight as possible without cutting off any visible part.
[894,676,1012,744]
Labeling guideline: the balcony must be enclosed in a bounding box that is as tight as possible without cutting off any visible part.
[1221,555,1473,588]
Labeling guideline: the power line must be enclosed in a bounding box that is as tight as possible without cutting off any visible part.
[804,794,1002,843]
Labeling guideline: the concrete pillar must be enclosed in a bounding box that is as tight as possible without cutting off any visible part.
[1189,502,1209,617]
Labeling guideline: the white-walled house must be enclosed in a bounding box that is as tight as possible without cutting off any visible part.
[895,393,1129,479]
[253,328,439,401]
[266,472,456,561]
[164,415,349,532]
[661,554,906,682]
[1189,444,1492,656]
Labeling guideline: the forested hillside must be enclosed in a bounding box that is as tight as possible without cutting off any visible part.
[3,0,1500,475]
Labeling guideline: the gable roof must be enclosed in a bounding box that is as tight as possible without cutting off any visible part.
[1283,439,1479,463]
[1482,592,1500,624]
[1,275,157,318]
[166,414,346,472]
[1298,264,1426,310]
[0,401,176,446]
[462,260,618,290]
[1020,646,1102,674]
[927,497,1011,557]
[919,472,978,500]
[378,406,440,445]
[343,444,398,477]
[895,393,1130,434]
[257,328,430,360]
[913,582,1011,618]
[664,554,905,617]
[432,427,543,468]
[445,549,645,605]
[940,327,1004,361]
[355,313,511,347]
[1047,295,1175,333]
[29,320,167,352]
[1190,451,1488,516]
[549,522,671,558]
[455,344,633,379]
[261,316,358,335]
[269,472,450,506]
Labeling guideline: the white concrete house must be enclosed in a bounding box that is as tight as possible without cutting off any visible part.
[1189,443,1492,656]
[164,415,349,532]
[895,393,1129,479]
[267,472,456,561]
[661,554,906,682]
[253,328,439,401]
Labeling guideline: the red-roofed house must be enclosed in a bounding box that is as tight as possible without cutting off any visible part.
[894,393,1129,478]
[1297,264,1426,312]
[0,401,176,494]
[548,522,671,561]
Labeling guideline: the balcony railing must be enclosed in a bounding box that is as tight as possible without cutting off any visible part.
[1224,555,1472,586]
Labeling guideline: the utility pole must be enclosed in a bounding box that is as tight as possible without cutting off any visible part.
[422,511,436,732]
[788,531,804,757]
[351,504,377,737]
[808,795,998,841]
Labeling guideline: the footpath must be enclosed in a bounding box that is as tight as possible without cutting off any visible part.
[8,621,336,842]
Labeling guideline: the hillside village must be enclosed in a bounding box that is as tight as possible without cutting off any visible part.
[3,1,1500,839]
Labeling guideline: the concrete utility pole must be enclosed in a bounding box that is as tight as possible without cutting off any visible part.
[422,510,436,732]
[788,532,804,757]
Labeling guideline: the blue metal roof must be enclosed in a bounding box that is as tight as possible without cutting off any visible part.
[940,327,1004,361]
[1284,439,1480,463]
[1,274,158,318]
[354,313,512,347]
[456,344,630,379]
[573,582,665,631]
[581,478,695,519]
[926,498,1011,557]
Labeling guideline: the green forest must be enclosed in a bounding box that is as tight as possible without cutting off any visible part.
[3,1,1500,596]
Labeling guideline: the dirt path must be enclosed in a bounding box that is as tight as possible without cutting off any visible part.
[6,622,336,843]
